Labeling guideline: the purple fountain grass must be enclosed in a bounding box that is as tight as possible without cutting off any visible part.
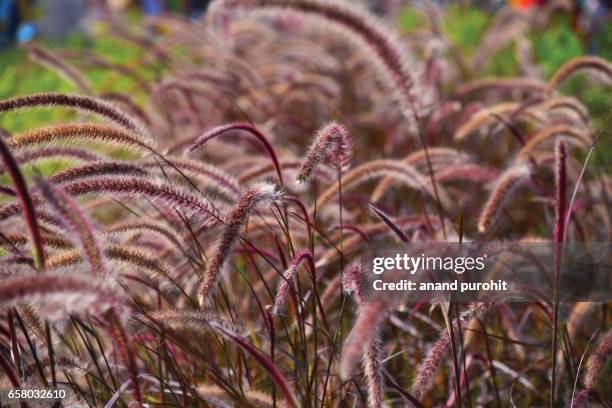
[0,93,148,136]
[104,309,143,405]
[538,96,590,125]
[7,123,157,153]
[340,300,388,380]
[583,330,612,389]
[0,136,45,269]
[272,249,316,315]
[516,125,591,162]
[45,245,179,289]
[36,179,107,277]
[342,262,364,301]
[186,122,284,185]
[412,303,494,399]
[454,77,546,99]
[1,233,71,252]
[11,146,105,168]
[296,121,350,184]
[211,0,424,126]
[0,197,62,228]
[61,175,221,221]
[434,163,499,184]
[0,3,608,406]
[314,159,450,212]
[362,338,384,408]
[22,355,87,378]
[147,309,244,336]
[0,273,121,308]
[0,184,16,196]
[49,161,148,184]
[210,320,298,408]
[342,262,384,408]
[545,56,612,94]
[106,246,178,286]
[477,164,531,234]
[569,389,597,408]
[100,92,152,126]
[104,218,185,251]
[198,182,281,304]
[143,157,242,201]
[371,147,470,201]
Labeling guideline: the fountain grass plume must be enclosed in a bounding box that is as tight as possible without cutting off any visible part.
[36,179,107,277]
[340,300,388,380]
[342,262,384,407]
[454,77,546,98]
[1,233,71,251]
[454,102,520,142]
[546,56,612,94]
[12,146,105,167]
[46,245,178,288]
[61,175,221,221]
[8,123,157,153]
[198,181,281,304]
[371,147,470,201]
[187,122,284,185]
[49,161,148,184]
[272,250,315,315]
[362,337,384,408]
[477,164,531,234]
[516,125,590,162]
[296,121,350,183]
[104,218,184,251]
[0,93,149,136]
[412,303,493,398]
[583,330,612,389]
[314,159,450,212]
[539,96,589,125]
[0,273,120,308]
[143,156,241,201]
[147,309,244,336]
[0,136,45,269]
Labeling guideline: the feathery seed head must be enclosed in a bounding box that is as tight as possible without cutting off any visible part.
[198,181,281,304]
[296,121,351,183]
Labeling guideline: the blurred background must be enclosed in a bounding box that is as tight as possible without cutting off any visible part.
[1,0,610,44]
[0,0,610,135]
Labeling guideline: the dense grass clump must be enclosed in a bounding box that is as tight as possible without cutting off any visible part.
[0,1,610,406]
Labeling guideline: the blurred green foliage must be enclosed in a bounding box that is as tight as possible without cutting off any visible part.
[532,18,584,78]
[442,4,490,57]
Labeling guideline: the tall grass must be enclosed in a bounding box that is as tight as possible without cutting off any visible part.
[0,0,610,406]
